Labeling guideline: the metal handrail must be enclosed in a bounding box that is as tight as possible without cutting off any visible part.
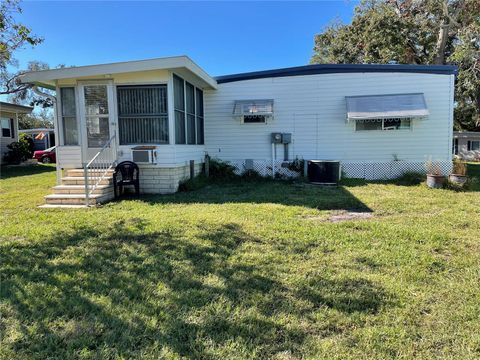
[84,133,117,206]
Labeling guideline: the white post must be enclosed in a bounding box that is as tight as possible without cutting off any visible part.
[271,143,275,179]
[84,164,89,206]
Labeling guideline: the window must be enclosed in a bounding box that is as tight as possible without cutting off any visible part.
[60,87,78,145]
[117,85,168,145]
[233,100,274,124]
[196,88,204,144]
[468,140,480,151]
[453,138,459,155]
[186,82,196,144]
[174,74,185,144]
[84,85,110,147]
[1,117,13,138]
[355,118,412,131]
[244,115,267,123]
[173,74,204,145]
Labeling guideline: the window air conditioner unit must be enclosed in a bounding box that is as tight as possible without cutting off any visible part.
[131,146,157,164]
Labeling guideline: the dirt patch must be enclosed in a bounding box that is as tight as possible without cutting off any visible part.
[328,210,373,222]
[304,210,374,223]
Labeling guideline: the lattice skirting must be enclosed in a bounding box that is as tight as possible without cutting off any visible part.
[228,160,302,179]
[224,159,452,180]
[342,161,452,180]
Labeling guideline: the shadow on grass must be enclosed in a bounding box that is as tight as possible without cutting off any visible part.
[135,179,372,213]
[0,164,55,179]
[0,218,392,358]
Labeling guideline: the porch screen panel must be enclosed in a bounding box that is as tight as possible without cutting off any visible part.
[117,85,168,145]
[186,82,196,145]
[60,87,78,145]
[196,88,204,144]
[174,75,186,144]
[84,85,110,147]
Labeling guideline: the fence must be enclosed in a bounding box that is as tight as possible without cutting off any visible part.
[223,159,452,180]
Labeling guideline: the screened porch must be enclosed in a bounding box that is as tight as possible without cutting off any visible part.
[56,71,206,168]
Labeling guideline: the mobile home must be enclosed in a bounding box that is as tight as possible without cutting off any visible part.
[0,101,33,160]
[20,56,456,206]
[453,131,480,161]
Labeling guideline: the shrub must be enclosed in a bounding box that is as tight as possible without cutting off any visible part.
[394,171,425,186]
[20,133,35,155]
[452,158,467,175]
[208,158,237,179]
[3,134,34,165]
[286,158,304,173]
[178,175,210,192]
[241,169,264,180]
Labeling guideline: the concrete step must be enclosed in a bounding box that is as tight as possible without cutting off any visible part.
[53,184,113,195]
[44,192,114,206]
[39,204,89,209]
[66,168,115,177]
[61,176,113,186]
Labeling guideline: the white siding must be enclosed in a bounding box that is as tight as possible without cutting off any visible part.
[57,146,82,168]
[204,72,454,164]
[0,111,19,159]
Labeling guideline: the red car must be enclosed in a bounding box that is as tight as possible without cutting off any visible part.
[33,146,56,164]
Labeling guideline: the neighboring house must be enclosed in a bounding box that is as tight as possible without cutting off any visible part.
[18,128,55,151]
[0,101,33,160]
[19,56,456,206]
[453,131,480,161]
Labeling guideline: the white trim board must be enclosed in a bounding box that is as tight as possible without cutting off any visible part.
[19,56,218,90]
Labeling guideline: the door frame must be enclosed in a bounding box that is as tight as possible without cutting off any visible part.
[78,80,118,164]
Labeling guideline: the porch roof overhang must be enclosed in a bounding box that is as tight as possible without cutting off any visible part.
[19,56,218,90]
[0,101,33,114]
[345,93,429,121]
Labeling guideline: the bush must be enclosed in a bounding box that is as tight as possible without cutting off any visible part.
[178,175,210,192]
[3,134,34,165]
[241,169,264,180]
[394,171,426,186]
[286,158,304,173]
[208,158,237,179]
[21,133,35,155]
[452,158,467,175]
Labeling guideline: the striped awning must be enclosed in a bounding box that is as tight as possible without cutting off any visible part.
[345,93,429,121]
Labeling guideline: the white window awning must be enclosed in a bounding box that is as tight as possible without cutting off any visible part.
[233,99,274,116]
[345,93,429,121]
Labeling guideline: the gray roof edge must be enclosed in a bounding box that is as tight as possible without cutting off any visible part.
[0,101,34,112]
[215,64,458,84]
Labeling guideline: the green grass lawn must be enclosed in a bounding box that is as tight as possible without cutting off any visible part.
[1,165,480,359]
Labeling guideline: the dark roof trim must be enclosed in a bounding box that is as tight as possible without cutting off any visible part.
[215,64,458,84]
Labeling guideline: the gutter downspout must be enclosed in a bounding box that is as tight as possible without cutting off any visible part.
[32,86,61,185]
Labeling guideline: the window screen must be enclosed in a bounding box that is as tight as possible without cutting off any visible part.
[196,88,204,144]
[1,118,11,138]
[174,74,204,145]
[117,85,168,145]
[186,82,196,144]
[355,118,411,131]
[174,75,186,144]
[60,87,78,145]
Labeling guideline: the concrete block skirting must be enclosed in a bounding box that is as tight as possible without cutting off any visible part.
[138,162,203,194]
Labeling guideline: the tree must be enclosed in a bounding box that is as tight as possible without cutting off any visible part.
[311,0,480,131]
[18,108,53,130]
[0,0,43,96]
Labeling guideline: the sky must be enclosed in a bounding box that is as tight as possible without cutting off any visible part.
[12,1,357,77]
